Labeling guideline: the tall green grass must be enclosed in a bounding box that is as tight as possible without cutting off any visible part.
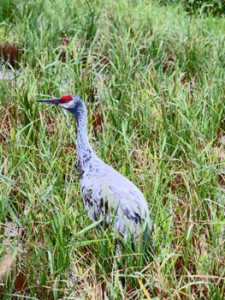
[0,0,225,299]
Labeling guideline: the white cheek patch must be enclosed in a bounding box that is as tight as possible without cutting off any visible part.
[59,101,75,109]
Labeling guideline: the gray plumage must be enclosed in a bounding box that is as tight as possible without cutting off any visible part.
[38,94,153,248]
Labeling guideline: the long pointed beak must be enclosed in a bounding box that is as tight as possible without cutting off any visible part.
[37,98,60,105]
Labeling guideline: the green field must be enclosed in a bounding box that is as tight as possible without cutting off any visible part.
[0,0,225,299]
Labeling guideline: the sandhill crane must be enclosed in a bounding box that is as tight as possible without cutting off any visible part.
[38,94,154,253]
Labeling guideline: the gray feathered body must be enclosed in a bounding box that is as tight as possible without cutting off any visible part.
[80,157,152,240]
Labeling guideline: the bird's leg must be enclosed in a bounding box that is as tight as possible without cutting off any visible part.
[115,242,122,258]
[114,236,124,259]
[112,239,126,292]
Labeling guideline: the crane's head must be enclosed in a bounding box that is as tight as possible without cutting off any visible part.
[37,94,87,122]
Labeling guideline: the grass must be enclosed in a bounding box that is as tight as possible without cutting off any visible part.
[0,0,225,299]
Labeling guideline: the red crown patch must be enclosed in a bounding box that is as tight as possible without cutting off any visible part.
[60,94,73,103]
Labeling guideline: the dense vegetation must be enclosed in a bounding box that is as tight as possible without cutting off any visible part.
[159,0,225,17]
[0,0,224,299]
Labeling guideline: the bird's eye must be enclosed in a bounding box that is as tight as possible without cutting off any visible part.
[60,94,73,103]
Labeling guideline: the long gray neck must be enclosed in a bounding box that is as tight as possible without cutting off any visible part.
[72,106,96,178]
